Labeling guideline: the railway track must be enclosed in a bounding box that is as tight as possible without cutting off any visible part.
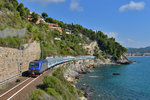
[0,67,53,100]
[0,76,40,100]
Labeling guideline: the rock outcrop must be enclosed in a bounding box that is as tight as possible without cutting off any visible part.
[62,58,116,83]
[117,54,132,64]
[83,41,102,55]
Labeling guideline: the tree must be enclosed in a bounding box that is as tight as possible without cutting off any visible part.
[5,2,14,11]
[31,12,39,23]
[24,7,30,16]
[42,12,48,18]
[9,0,18,8]
[45,17,54,23]
[17,3,25,17]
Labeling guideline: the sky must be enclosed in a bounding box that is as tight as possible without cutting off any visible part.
[18,0,150,48]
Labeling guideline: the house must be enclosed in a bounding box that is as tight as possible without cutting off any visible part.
[65,29,72,34]
[35,16,41,24]
[26,15,33,21]
[46,23,62,33]
[35,17,46,24]
[26,15,45,24]
[54,37,61,41]
[26,13,62,33]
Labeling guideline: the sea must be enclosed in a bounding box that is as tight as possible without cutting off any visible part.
[76,57,150,100]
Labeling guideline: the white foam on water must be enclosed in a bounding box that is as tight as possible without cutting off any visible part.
[89,76,99,78]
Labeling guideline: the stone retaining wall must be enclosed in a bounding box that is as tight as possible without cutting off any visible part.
[0,41,41,82]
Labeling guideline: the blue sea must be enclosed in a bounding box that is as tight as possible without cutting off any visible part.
[76,57,150,100]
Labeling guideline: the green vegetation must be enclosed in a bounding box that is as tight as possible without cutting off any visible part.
[0,82,13,92]
[43,68,77,100]
[15,79,20,83]
[29,67,84,100]
[43,16,127,59]
[128,47,150,54]
[0,0,127,60]
[31,12,39,23]
[0,36,24,48]
[77,89,83,97]
[96,53,105,62]
[45,88,61,100]
[42,12,48,18]
[29,89,44,100]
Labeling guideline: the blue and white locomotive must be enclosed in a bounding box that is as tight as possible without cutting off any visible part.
[29,60,48,76]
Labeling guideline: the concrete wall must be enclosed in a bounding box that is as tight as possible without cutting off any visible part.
[0,41,41,82]
[0,28,26,38]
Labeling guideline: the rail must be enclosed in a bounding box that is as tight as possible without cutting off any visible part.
[0,74,20,85]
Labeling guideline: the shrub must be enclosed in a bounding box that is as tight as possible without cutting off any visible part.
[0,1,3,10]
[52,68,65,82]
[45,88,61,100]
[77,90,83,97]
[96,53,105,62]
[43,76,65,94]
[52,68,76,96]
[15,79,20,83]
[5,3,14,11]
[29,89,44,100]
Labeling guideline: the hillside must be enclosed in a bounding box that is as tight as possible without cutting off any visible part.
[0,0,127,60]
[127,47,150,56]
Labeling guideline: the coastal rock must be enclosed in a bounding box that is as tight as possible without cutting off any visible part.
[83,41,102,55]
[89,88,94,92]
[84,92,88,98]
[117,54,132,64]
[80,97,87,100]
[81,88,86,91]
[113,73,120,75]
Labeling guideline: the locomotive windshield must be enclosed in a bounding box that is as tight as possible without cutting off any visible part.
[30,62,39,68]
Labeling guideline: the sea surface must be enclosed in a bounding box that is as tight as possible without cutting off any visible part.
[76,57,150,100]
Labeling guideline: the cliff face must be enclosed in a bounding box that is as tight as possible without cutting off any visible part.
[0,41,41,82]
[83,41,130,64]
[61,59,116,83]
[83,41,102,55]
[117,54,131,64]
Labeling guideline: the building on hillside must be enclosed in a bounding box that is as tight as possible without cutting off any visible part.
[46,23,62,33]
[35,16,41,24]
[54,37,61,41]
[65,29,72,34]
[26,15,45,24]
[35,17,46,24]
[26,15,33,21]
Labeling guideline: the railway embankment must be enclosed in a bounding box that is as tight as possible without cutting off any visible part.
[29,58,120,100]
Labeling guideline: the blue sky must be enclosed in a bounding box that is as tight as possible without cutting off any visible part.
[18,0,150,48]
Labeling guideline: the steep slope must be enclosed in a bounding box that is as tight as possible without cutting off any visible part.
[128,47,150,54]
[0,0,127,61]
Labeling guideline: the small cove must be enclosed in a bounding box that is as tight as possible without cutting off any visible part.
[76,57,150,100]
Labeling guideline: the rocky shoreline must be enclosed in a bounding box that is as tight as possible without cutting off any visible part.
[62,57,131,100]
[61,60,110,99]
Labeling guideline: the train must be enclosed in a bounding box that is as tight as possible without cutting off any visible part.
[28,56,96,76]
